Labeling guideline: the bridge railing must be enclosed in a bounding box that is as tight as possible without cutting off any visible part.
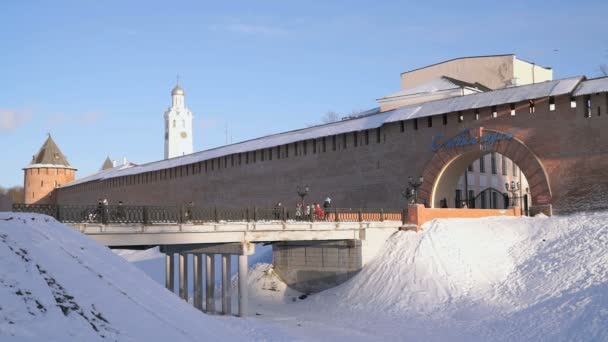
[12,204,406,224]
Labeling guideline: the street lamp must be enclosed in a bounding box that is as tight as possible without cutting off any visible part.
[505,180,520,207]
[296,185,309,206]
[402,176,424,204]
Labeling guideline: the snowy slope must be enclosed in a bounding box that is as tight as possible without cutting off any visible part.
[114,212,608,341]
[0,213,275,342]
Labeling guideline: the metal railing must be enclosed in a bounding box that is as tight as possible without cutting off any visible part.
[12,204,406,225]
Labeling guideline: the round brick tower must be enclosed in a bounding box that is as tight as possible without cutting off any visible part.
[23,135,77,205]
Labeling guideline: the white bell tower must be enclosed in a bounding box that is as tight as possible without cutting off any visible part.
[164,78,193,159]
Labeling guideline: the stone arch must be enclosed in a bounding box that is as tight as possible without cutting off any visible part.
[418,127,552,212]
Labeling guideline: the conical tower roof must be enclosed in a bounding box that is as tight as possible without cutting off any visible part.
[25,135,74,169]
[100,156,114,171]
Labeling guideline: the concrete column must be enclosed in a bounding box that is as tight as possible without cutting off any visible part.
[205,254,216,313]
[193,254,203,310]
[179,253,188,301]
[165,253,174,293]
[238,254,248,317]
[221,254,232,315]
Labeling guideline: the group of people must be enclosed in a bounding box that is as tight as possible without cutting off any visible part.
[294,197,332,221]
[89,198,125,222]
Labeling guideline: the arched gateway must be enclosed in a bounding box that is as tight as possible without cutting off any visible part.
[418,127,553,215]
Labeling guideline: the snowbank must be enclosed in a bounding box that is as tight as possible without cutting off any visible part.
[0,213,252,341]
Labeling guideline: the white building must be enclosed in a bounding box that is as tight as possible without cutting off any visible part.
[164,81,193,159]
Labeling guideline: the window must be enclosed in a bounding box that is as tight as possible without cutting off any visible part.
[585,96,591,118]
[502,155,507,175]
[513,161,518,176]
[549,96,556,111]
[400,121,405,132]
[277,146,281,159]
[173,120,176,128]
[322,137,327,152]
[468,163,474,172]
[41,180,43,187]
[491,106,497,118]
[268,148,273,160]
[491,153,497,175]
[529,100,535,113]
[285,144,289,158]
[510,103,516,116]
[343,134,347,149]
[354,132,359,147]
[303,141,307,155]
[261,149,265,161]
[294,142,299,156]
[246,153,249,164]
[442,113,448,125]
[570,97,577,108]
[253,151,256,163]
[332,135,337,150]
[468,190,475,208]
[427,116,433,127]
[413,119,418,130]
[458,111,464,123]
[313,139,317,154]
[455,189,462,208]
[481,191,487,209]
[475,109,480,120]
[238,153,242,165]
[376,128,381,143]
[479,156,486,173]
[492,192,498,209]
[364,130,369,145]
[231,155,235,166]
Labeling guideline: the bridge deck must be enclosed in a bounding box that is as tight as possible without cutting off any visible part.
[70,220,409,246]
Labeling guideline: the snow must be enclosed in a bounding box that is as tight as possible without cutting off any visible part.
[0,212,283,341]
[6,210,608,341]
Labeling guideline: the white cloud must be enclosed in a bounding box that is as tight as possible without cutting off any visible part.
[227,23,288,36]
[0,109,31,131]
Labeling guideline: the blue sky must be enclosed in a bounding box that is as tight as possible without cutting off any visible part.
[1,0,607,187]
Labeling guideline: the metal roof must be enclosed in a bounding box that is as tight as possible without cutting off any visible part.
[572,76,608,96]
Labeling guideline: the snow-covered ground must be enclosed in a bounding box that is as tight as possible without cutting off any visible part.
[117,212,608,341]
[0,213,288,341]
[3,211,607,341]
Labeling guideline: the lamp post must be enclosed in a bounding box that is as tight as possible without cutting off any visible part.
[402,176,424,204]
[296,185,309,207]
[505,180,520,207]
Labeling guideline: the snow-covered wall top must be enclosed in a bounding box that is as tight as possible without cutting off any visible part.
[61,76,603,188]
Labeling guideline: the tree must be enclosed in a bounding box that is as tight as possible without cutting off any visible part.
[0,186,24,211]
[320,111,340,124]
[600,64,608,77]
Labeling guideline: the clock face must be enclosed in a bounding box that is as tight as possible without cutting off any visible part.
[180,131,188,139]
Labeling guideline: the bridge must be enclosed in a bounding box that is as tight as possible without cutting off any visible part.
[13,204,409,317]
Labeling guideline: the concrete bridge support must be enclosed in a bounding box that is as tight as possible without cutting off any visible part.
[221,254,232,315]
[165,253,174,292]
[161,243,254,317]
[205,254,216,313]
[178,253,188,301]
[193,254,203,310]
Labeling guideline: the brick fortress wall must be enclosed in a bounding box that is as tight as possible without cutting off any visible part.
[55,92,608,214]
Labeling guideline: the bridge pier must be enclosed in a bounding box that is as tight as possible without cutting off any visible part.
[165,253,174,292]
[221,254,231,315]
[193,253,203,310]
[205,254,216,313]
[179,253,188,301]
[238,254,248,317]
